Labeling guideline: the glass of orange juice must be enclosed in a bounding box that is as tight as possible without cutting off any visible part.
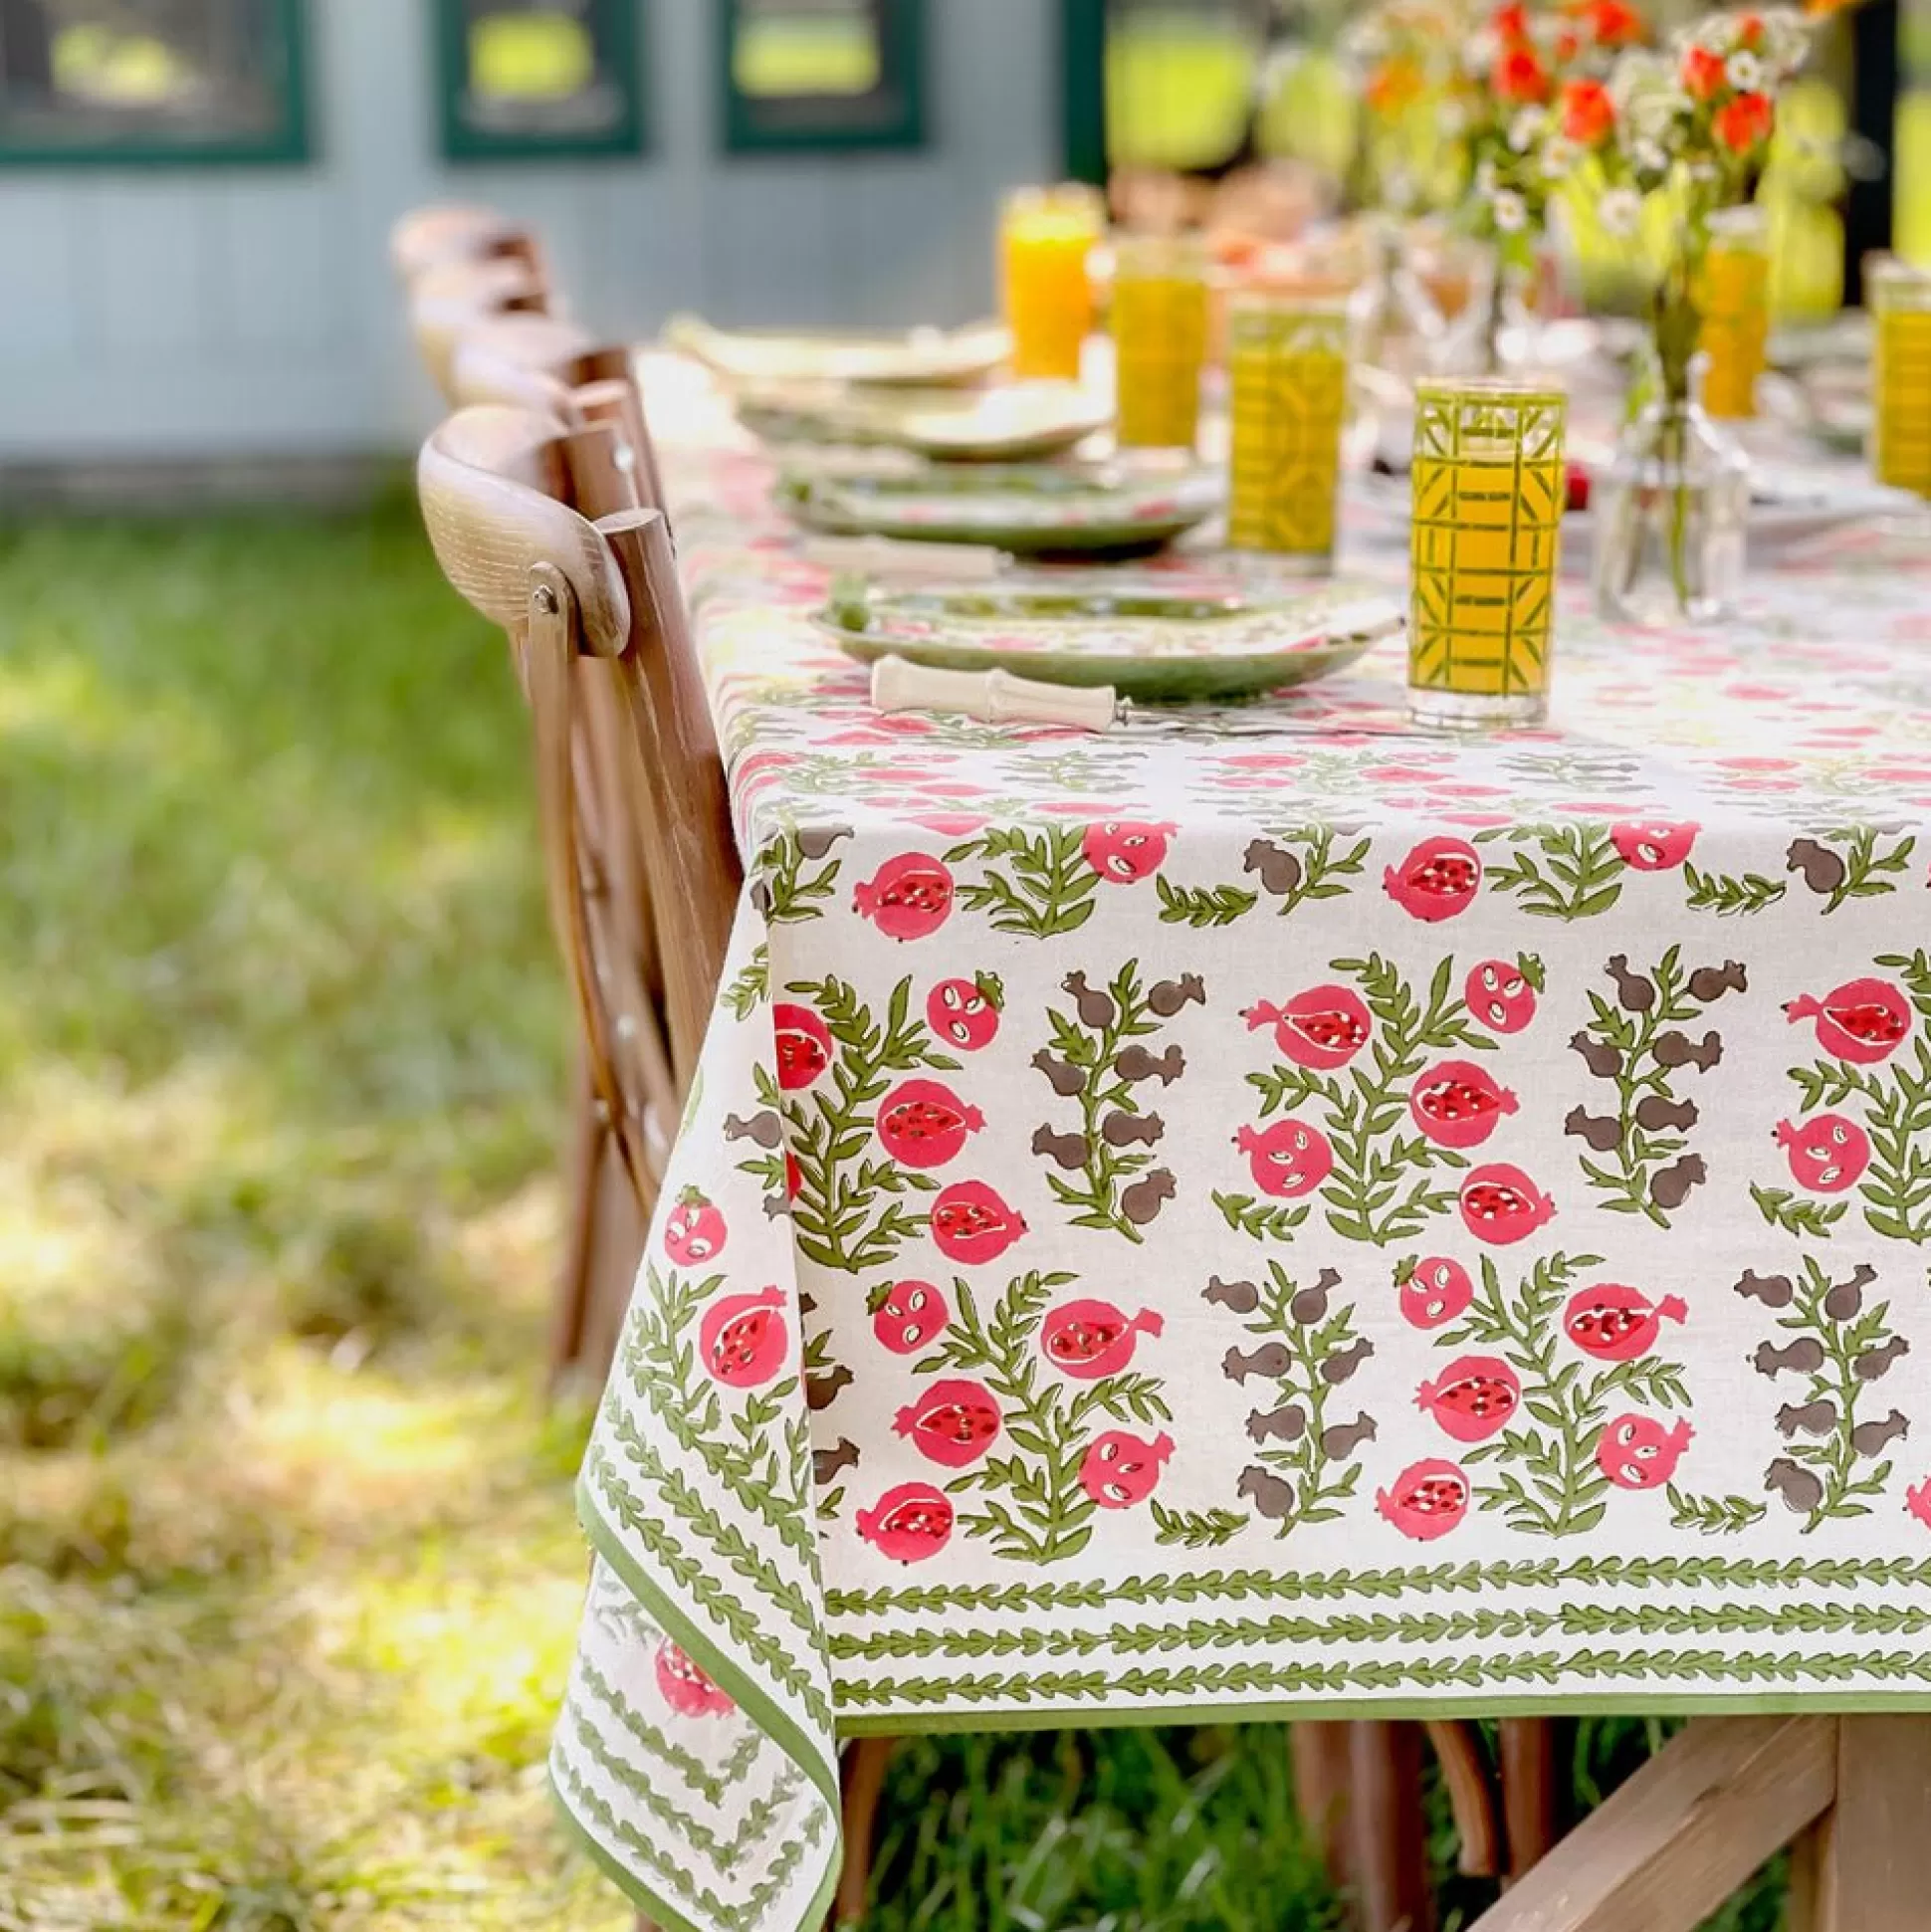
[1408,376,1567,731]
[1000,185,1102,380]
[1697,205,1771,420]
[1111,233,1209,449]
[1870,258,1931,498]
[1226,295,1352,563]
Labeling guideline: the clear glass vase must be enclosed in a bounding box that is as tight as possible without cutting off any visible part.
[1589,366,1751,628]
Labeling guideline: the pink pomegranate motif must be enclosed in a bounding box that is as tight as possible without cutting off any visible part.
[698,1287,788,1389]
[1775,1114,1872,1193]
[894,1378,1002,1468]
[1564,1284,1687,1362]
[1595,1413,1694,1490]
[655,1640,735,1718]
[875,1078,984,1170]
[1078,1429,1175,1508]
[1377,1459,1471,1541]
[1041,1301,1164,1380]
[1784,977,1912,1064]
[1414,1355,1521,1443]
[871,1279,949,1355]
[927,975,1001,1051]
[663,1187,728,1266]
[856,1482,955,1563]
[1400,1255,1474,1330]
[1243,985,1373,1070]
[930,1181,1027,1264]
[1609,819,1700,871]
[1409,1059,1520,1151]
[1383,836,1482,922]
[1464,958,1539,1034]
[1908,1478,1931,1531]
[773,1001,833,1091]
[1236,1119,1335,1198]
[1458,1165,1556,1245]
[1082,819,1177,884]
[854,853,955,940]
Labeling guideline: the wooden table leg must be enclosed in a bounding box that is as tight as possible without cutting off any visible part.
[832,1736,897,1927]
[1804,1714,1931,1932]
[1497,1718,1561,1883]
[1347,1719,1433,1932]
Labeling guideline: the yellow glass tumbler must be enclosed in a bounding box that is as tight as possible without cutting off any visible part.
[1111,233,1209,450]
[1408,376,1567,731]
[1000,185,1102,381]
[1226,296,1351,563]
[1870,258,1931,498]
[1698,205,1770,421]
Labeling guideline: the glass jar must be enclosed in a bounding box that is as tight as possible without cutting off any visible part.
[999,184,1103,381]
[1590,359,1751,629]
[1868,257,1931,498]
[1111,233,1209,450]
[1697,205,1771,421]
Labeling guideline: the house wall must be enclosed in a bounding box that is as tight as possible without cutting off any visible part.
[0,0,1059,462]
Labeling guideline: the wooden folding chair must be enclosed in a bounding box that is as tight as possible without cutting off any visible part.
[410,256,557,403]
[390,202,549,290]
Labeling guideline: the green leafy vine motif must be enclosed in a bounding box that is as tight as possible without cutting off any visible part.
[1156,825,1370,929]
[919,1271,1173,1565]
[779,974,962,1273]
[722,942,769,1020]
[1030,962,1184,1242]
[1215,1262,1373,1540]
[1682,864,1787,918]
[1745,1257,1909,1533]
[1787,826,1919,917]
[1566,947,1744,1227]
[751,825,848,924]
[1235,954,1493,1246]
[1475,822,1624,921]
[1666,1488,1766,1535]
[944,825,1098,938]
[1768,949,1931,1244]
[1156,878,1255,928]
[1436,1251,1690,1538]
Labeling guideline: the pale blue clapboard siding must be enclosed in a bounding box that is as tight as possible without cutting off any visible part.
[0,0,1057,461]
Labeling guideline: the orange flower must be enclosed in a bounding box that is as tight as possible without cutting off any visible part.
[1734,11,1765,46]
[1491,2,1531,40]
[1492,43,1551,103]
[1680,44,1727,100]
[1560,77,1615,145]
[1714,90,1775,151]
[1554,24,1582,61]
[1368,56,1424,113]
[1580,0,1645,46]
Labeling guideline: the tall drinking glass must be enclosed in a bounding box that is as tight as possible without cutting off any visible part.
[1112,233,1209,449]
[1870,258,1931,498]
[1408,376,1567,731]
[1698,205,1770,421]
[1226,296,1351,563]
[1000,185,1102,381]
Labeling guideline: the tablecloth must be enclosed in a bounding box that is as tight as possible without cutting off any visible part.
[549,363,1931,1932]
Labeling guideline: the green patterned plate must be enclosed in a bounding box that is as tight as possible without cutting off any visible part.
[665,315,1010,387]
[814,580,1401,699]
[780,464,1222,556]
[741,380,1112,460]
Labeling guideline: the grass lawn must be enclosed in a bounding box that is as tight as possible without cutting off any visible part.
[0,498,1791,1930]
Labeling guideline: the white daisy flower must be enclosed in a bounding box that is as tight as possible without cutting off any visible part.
[1726,49,1764,93]
[1541,136,1579,180]
[1475,155,1499,196]
[1632,135,1669,177]
[1464,27,1500,76]
[1492,188,1528,234]
[1508,107,1543,153]
[1599,186,1642,237]
[1438,97,1468,136]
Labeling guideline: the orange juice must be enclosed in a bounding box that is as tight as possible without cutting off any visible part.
[1226,297,1350,560]
[1698,207,1770,420]
[1870,260,1931,497]
[1000,185,1101,380]
[1111,234,1208,448]
[1408,377,1567,729]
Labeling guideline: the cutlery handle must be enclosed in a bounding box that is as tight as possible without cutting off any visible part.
[870,655,1118,732]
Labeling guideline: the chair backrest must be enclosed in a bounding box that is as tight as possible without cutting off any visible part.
[417,406,741,1132]
[410,256,556,401]
[391,203,547,288]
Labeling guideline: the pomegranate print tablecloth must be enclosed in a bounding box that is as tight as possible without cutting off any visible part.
[549,366,1931,1932]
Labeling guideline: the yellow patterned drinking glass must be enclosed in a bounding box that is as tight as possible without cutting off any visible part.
[1870,258,1931,498]
[1697,205,1770,421]
[1226,296,1351,563]
[1000,185,1103,381]
[1408,377,1567,731]
[1111,234,1209,450]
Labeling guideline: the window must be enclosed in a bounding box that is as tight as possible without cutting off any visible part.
[721,0,923,152]
[435,0,643,160]
[0,0,308,164]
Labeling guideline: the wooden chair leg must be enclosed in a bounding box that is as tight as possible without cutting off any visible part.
[1497,1718,1561,1882]
[1423,1719,1503,1877]
[1804,1714,1931,1932]
[1466,1716,1836,1932]
[832,1737,897,1927]
[1347,1719,1433,1932]
[1290,1722,1360,1899]
[549,1057,604,1388]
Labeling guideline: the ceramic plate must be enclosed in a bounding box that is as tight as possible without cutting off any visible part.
[814,580,1401,699]
[781,464,1223,556]
[665,315,1010,387]
[740,380,1112,461]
